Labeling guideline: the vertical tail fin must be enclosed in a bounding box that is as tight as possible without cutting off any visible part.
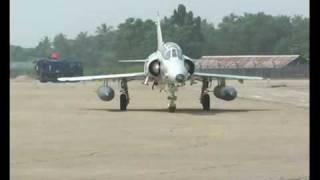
[157,12,163,50]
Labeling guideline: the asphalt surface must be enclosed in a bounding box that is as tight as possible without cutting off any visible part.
[10,79,309,180]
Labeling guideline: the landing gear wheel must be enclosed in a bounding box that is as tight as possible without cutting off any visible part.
[39,76,48,83]
[168,104,176,112]
[201,94,210,111]
[120,94,128,111]
[39,72,48,83]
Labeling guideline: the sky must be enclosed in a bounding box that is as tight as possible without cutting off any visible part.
[10,0,309,48]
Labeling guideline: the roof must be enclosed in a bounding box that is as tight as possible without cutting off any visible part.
[196,55,300,69]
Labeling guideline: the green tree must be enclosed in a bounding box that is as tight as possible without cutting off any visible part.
[53,33,71,57]
[163,4,204,58]
[288,16,309,61]
[35,36,52,57]
[10,4,309,75]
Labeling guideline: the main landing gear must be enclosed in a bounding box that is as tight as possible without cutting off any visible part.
[120,79,129,111]
[200,79,211,111]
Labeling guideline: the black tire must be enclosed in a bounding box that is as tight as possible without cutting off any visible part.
[39,74,48,83]
[201,94,210,111]
[120,94,128,111]
[168,104,176,112]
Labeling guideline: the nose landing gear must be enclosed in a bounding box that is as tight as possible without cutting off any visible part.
[168,95,177,112]
[167,84,177,112]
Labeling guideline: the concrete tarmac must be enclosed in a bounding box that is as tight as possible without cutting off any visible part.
[10,79,309,180]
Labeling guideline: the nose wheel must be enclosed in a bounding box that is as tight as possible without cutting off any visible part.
[168,95,177,112]
[168,104,176,112]
[167,84,177,112]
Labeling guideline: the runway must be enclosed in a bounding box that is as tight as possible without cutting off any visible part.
[10,78,309,179]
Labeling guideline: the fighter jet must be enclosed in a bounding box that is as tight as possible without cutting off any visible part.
[58,15,263,112]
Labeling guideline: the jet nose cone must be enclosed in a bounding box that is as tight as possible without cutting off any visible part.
[175,74,185,83]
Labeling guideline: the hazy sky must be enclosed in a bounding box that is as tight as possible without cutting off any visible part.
[10,0,309,48]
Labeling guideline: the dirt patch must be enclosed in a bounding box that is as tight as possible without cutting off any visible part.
[10,80,309,179]
[13,75,34,82]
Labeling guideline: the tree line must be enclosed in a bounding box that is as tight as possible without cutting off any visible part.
[10,4,309,75]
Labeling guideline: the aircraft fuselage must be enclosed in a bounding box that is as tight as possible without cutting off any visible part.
[144,42,192,89]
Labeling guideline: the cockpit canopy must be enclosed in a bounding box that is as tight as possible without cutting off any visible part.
[161,42,183,60]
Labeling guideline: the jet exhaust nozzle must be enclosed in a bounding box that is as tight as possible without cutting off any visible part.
[97,85,115,101]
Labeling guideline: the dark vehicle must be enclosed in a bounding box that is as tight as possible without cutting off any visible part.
[34,58,83,82]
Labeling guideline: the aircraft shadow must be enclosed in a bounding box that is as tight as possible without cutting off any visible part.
[85,107,273,115]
